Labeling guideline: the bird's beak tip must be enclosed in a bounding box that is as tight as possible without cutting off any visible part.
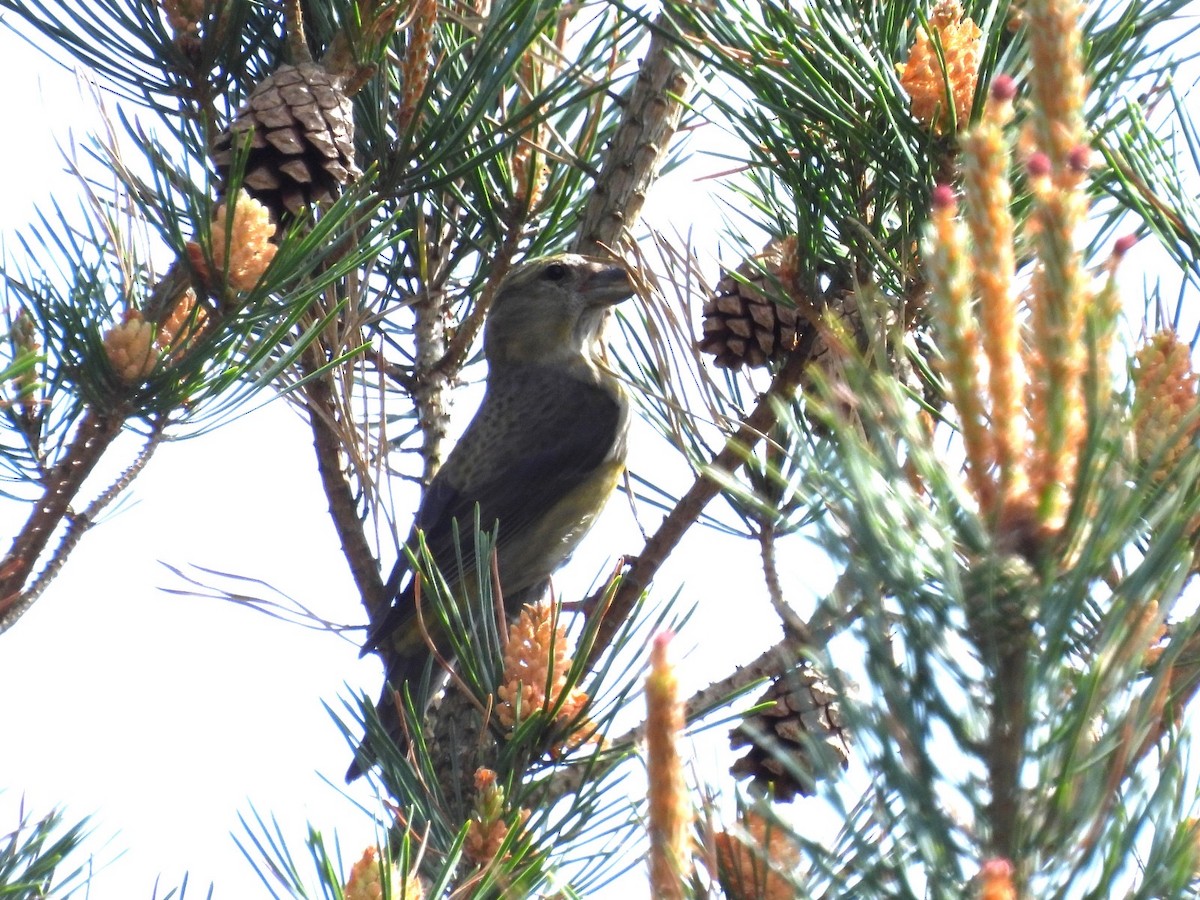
[586,264,636,306]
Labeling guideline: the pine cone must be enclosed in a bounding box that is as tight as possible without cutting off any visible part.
[699,236,807,369]
[1132,328,1200,483]
[730,664,850,801]
[713,809,800,900]
[212,62,361,221]
[963,552,1036,665]
[699,236,866,376]
[896,0,983,134]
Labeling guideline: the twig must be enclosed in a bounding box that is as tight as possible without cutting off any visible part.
[428,235,520,381]
[7,422,168,630]
[428,160,540,386]
[537,636,803,806]
[757,521,812,645]
[987,638,1028,860]
[412,204,526,486]
[0,409,126,630]
[22,424,166,607]
[301,352,388,619]
[282,0,313,65]
[411,282,451,486]
[584,335,817,669]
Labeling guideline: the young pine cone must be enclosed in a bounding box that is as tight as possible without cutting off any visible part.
[1132,328,1200,483]
[212,62,361,222]
[963,552,1036,667]
[730,664,850,802]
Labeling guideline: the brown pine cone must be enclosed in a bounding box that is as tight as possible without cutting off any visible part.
[699,236,807,369]
[699,236,866,377]
[730,664,850,801]
[212,62,361,221]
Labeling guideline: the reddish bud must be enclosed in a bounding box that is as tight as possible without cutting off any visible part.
[1113,233,1139,258]
[990,75,1017,102]
[981,859,1014,877]
[1026,152,1052,179]
[979,858,1016,900]
[1067,144,1092,173]
[931,183,958,211]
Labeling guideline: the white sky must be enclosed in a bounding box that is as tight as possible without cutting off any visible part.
[2,7,1198,899]
[0,18,801,898]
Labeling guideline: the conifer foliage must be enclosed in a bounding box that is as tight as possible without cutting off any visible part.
[2,0,1200,896]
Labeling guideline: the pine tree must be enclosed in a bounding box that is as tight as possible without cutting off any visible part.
[2,0,1200,897]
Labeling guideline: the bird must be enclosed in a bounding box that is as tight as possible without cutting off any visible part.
[348,253,635,779]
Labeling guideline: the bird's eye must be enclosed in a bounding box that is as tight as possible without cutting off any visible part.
[543,262,569,282]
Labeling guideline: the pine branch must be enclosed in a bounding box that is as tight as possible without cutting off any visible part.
[573,14,691,255]
[0,408,126,631]
[986,639,1028,862]
[411,282,451,486]
[20,419,166,611]
[585,334,817,669]
[301,349,387,619]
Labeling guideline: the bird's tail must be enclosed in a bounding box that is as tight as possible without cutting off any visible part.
[345,643,439,781]
[345,578,553,781]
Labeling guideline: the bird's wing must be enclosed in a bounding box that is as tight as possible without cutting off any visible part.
[419,369,622,576]
[368,366,623,647]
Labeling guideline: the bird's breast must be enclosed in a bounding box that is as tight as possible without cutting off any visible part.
[496,456,626,589]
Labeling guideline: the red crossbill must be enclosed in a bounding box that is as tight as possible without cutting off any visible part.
[348,253,634,779]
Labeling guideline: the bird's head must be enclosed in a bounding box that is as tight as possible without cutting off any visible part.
[483,254,635,367]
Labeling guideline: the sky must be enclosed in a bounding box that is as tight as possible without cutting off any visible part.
[2,5,1199,899]
[0,34,384,871]
[0,15,805,898]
